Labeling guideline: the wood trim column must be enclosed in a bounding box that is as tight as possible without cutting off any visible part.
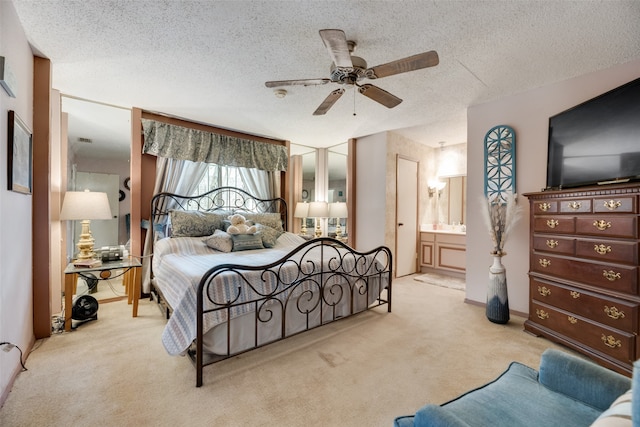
[347,138,356,247]
[33,57,52,338]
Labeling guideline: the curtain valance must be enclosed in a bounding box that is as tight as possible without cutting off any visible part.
[142,119,288,172]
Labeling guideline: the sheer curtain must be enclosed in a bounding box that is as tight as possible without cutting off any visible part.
[239,168,281,201]
[141,157,208,293]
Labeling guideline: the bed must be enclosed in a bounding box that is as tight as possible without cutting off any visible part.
[149,187,392,386]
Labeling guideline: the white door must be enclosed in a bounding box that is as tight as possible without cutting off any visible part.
[396,157,419,277]
[74,172,119,250]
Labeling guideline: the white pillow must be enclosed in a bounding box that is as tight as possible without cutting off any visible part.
[590,389,632,426]
[203,229,233,253]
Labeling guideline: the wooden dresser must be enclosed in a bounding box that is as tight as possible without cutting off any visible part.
[524,183,640,376]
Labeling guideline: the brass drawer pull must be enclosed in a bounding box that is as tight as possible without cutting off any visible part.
[604,200,622,210]
[546,239,559,249]
[603,270,621,281]
[570,291,581,299]
[538,258,551,268]
[568,201,581,210]
[567,316,578,324]
[536,309,549,320]
[539,202,551,212]
[604,306,625,320]
[593,220,611,231]
[546,219,559,229]
[601,334,622,349]
[594,244,612,255]
[537,286,551,297]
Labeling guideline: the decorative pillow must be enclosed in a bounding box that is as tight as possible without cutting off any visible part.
[590,389,632,426]
[169,210,225,237]
[203,229,233,253]
[242,213,284,232]
[231,234,264,251]
[255,223,284,248]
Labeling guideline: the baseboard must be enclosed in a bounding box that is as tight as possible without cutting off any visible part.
[0,336,35,408]
[463,298,527,318]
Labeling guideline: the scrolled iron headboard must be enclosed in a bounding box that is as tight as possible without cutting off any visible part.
[149,186,288,243]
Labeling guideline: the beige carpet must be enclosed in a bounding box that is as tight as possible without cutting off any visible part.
[1,275,567,426]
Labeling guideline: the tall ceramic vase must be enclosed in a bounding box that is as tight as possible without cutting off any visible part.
[486,254,510,324]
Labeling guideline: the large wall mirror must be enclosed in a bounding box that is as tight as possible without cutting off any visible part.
[328,143,347,202]
[289,142,349,237]
[62,96,131,269]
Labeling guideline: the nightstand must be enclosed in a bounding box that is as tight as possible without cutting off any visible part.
[63,258,142,332]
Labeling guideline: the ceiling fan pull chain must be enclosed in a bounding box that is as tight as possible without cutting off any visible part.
[353,87,357,116]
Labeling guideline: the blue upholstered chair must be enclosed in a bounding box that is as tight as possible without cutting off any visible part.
[394,349,636,427]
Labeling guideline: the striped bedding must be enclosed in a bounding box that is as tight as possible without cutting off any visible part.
[153,232,313,355]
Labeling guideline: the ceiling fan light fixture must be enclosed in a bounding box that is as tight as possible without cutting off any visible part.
[274,89,287,98]
[265,29,439,115]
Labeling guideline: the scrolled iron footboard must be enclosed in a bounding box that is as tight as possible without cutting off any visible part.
[192,237,392,387]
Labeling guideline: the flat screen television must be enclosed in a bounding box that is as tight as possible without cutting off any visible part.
[546,76,640,190]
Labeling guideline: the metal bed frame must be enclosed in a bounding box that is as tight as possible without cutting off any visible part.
[149,187,392,387]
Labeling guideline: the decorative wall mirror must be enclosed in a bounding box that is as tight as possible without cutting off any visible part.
[484,125,516,203]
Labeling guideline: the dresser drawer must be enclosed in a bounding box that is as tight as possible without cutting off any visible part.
[533,235,574,255]
[530,278,639,332]
[531,301,635,362]
[533,200,558,214]
[533,216,575,234]
[593,197,637,214]
[575,215,637,238]
[575,238,638,265]
[532,254,638,295]
[560,199,592,213]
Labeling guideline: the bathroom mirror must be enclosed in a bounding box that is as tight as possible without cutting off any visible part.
[437,175,467,226]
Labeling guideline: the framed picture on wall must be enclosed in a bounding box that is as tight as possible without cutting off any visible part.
[7,110,33,194]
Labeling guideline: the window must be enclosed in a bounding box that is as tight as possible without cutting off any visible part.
[192,164,247,196]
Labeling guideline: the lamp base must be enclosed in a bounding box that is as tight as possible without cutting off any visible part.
[314,218,322,238]
[76,219,96,260]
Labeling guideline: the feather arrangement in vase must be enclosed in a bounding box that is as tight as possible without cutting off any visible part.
[481,192,522,324]
[481,192,522,256]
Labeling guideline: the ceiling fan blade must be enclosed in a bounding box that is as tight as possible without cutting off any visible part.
[366,51,439,79]
[319,29,353,68]
[265,79,331,88]
[313,88,345,115]
[358,84,402,108]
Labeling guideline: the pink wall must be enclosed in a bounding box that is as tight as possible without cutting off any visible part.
[0,0,35,405]
[466,59,640,314]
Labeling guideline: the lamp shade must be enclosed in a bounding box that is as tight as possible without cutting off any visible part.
[307,201,329,218]
[328,202,348,219]
[294,202,309,218]
[60,190,112,220]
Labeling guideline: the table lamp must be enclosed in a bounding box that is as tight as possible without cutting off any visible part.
[294,202,309,236]
[329,202,348,240]
[307,201,328,238]
[60,189,112,260]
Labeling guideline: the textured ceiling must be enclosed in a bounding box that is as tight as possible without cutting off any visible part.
[11,0,640,157]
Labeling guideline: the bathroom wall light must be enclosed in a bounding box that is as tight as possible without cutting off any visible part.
[428,180,446,198]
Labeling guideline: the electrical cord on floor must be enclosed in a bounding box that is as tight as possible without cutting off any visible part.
[0,342,27,371]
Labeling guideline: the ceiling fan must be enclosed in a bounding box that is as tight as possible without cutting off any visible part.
[265,29,439,115]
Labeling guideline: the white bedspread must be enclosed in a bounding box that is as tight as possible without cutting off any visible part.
[153,232,309,355]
